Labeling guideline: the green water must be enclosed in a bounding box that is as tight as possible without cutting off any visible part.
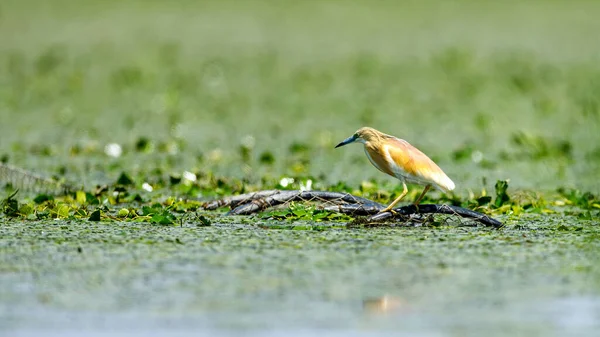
[2,216,599,336]
[1,0,600,192]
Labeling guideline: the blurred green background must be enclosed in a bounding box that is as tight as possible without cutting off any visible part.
[2,0,600,193]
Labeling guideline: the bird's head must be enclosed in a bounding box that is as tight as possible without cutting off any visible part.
[335,127,384,148]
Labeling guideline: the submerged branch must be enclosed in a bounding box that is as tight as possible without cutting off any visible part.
[203,189,503,228]
[0,163,74,195]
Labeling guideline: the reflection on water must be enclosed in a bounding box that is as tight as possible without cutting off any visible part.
[363,295,406,315]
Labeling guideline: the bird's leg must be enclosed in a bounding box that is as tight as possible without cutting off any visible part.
[413,185,431,206]
[380,182,408,213]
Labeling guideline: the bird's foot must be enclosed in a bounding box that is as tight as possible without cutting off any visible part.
[378,207,397,215]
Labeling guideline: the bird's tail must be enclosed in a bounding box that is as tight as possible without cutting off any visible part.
[436,174,455,193]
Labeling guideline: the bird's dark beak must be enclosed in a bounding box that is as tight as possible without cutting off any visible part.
[335,135,357,148]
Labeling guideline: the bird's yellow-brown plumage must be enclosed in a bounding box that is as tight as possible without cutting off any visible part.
[335,127,455,213]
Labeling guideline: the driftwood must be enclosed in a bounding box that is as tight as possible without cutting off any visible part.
[204,190,503,228]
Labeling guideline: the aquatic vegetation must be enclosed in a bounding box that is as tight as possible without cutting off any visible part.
[2,165,598,227]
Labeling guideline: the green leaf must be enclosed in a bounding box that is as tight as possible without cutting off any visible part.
[494,180,510,208]
[74,209,87,217]
[169,174,182,185]
[86,192,100,205]
[33,194,53,204]
[1,189,20,217]
[259,151,275,165]
[141,206,156,216]
[116,172,134,186]
[262,209,290,219]
[19,204,34,216]
[135,137,152,152]
[57,204,70,218]
[292,208,307,217]
[313,211,329,220]
[129,194,144,203]
[150,210,176,225]
[477,196,492,206]
[88,209,101,221]
[198,215,211,226]
[76,191,87,204]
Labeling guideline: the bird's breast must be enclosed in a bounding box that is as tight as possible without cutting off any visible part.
[364,146,395,177]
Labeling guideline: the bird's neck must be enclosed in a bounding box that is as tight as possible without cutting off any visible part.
[363,141,380,153]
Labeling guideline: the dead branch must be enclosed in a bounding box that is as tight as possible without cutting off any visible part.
[203,189,503,228]
[364,204,502,227]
